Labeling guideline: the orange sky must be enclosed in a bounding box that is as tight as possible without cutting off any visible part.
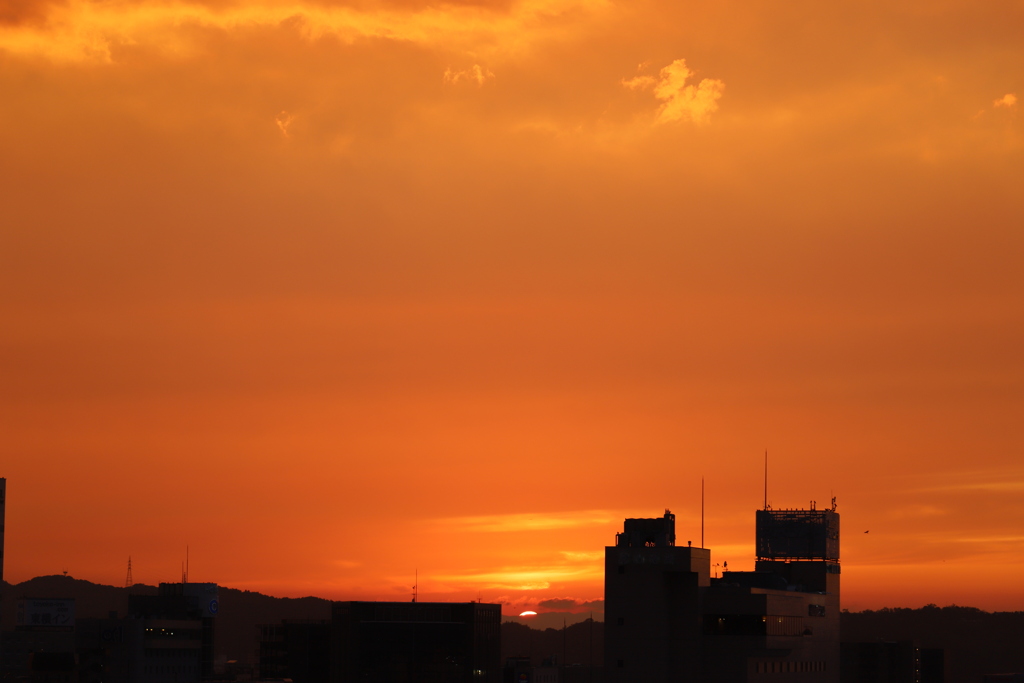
[1,0,1022,618]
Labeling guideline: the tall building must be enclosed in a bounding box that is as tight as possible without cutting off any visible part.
[604,510,710,682]
[605,502,841,683]
[128,582,219,683]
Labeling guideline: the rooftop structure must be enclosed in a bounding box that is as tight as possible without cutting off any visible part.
[606,500,841,683]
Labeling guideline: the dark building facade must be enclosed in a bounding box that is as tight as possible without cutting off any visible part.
[606,504,841,683]
[1,599,77,683]
[841,641,945,683]
[331,601,501,683]
[259,620,331,683]
[604,511,710,682]
[75,616,138,683]
[127,582,219,683]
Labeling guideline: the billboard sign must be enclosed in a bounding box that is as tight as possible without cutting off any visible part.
[17,599,75,631]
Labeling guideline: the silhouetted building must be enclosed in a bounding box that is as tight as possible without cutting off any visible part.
[840,641,947,683]
[605,503,841,682]
[258,620,331,683]
[2,599,77,683]
[331,601,501,683]
[605,510,709,682]
[918,648,945,683]
[75,616,137,683]
[503,656,532,683]
[27,651,77,683]
[128,582,219,683]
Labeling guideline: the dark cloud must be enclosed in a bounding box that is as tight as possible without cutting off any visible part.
[538,598,605,610]
[538,598,577,609]
[0,0,65,25]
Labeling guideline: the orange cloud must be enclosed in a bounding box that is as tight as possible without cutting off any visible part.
[274,110,295,137]
[0,0,609,63]
[623,58,724,124]
[993,93,1017,108]
[444,63,494,85]
[432,511,614,533]
[431,561,603,591]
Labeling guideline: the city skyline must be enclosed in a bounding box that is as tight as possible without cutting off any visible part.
[0,472,1021,616]
[2,0,1022,617]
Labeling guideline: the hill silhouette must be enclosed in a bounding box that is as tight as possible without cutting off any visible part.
[841,605,1024,683]
[501,619,602,668]
[1,576,331,669]
[6,577,1023,681]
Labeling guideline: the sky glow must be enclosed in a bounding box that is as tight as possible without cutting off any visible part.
[1,0,1022,618]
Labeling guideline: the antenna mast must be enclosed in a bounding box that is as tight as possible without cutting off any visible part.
[125,556,133,589]
[763,449,768,510]
[412,569,418,603]
[701,477,705,549]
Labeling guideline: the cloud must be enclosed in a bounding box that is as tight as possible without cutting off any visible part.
[444,64,494,86]
[433,510,614,533]
[332,559,361,569]
[431,560,604,591]
[538,597,604,610]
[275,111,295,137]
[622,58,724,124]
[920,480,1024,493]
[621,74,656,91]
[0,0,608,63]
[951,535,1024,545]
[0,0,63,26]
[537,597,577,609]
[993,93,1017,108]
[559,551,603,562]
[652,59,725,124]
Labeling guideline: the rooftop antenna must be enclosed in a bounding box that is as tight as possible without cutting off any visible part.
[701,477,705,549]
[125,556,134,589]
[412,569,418,603]
[763,449,768,510]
